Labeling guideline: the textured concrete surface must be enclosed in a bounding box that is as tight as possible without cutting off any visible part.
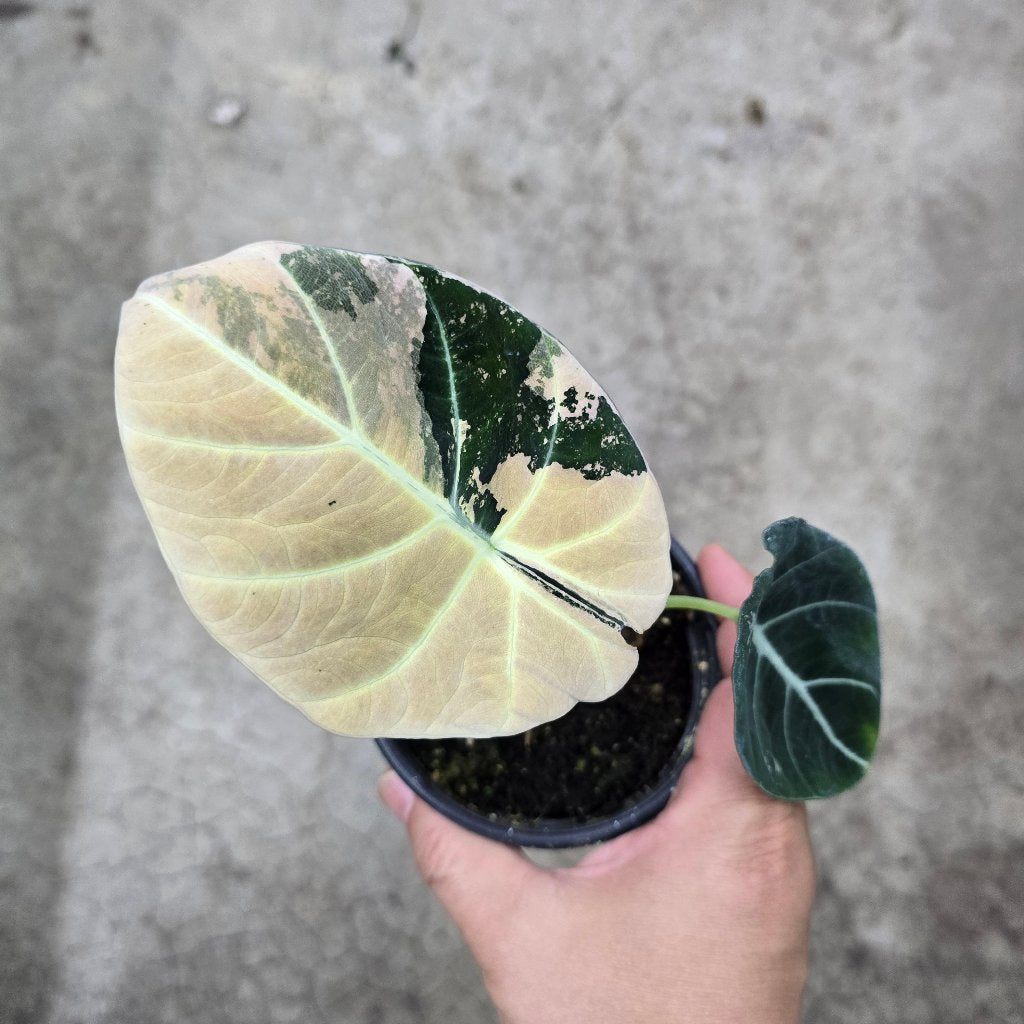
[2,2,1022,1022]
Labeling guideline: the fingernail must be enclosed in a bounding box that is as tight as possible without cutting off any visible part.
[378,770,414,823]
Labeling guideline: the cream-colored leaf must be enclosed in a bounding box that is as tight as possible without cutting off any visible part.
[115,242,671,737]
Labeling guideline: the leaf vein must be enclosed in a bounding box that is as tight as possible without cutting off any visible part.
[176,519,440,582]
[295,553,483,702]
[276,256,363,434]
[760,599,875,632]
[751,620,870,769]
[123,423,354,455]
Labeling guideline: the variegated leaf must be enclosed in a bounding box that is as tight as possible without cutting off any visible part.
[115,243,671,737]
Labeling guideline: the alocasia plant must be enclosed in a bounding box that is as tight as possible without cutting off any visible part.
[115,242,880,799]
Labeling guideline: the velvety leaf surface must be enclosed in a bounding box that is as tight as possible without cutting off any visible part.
[733,518,881,799]
[114,243,671,737]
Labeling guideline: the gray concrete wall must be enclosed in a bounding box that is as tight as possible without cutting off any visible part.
[2,2,1021,1022]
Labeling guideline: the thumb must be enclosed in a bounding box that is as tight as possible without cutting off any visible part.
[663,544,782,813]
[378,771,537,950]
[677,543,766,805]
[674,681,772,808]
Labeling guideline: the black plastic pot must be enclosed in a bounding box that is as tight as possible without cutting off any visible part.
[376,539,720,849]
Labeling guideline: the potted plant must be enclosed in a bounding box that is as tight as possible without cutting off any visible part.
[114,242,881,848]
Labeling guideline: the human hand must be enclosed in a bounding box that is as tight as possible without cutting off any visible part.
[378,544,815,1024]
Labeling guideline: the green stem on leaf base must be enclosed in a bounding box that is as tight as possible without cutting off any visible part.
[663,595,740,621]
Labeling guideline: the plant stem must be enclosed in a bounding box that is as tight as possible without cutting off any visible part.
[663,595,740,621]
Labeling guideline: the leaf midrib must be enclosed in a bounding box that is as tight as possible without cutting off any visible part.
[424,290,463,510]
[277,257,364,435]
[750,617,871,769]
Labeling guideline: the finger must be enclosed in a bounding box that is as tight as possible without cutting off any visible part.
[378,772,538,950]
[674,681,766,805]
[609,681,810,878]
[714,619,738,681]
[677,686,813,871]
[652,681,767,825]
[697,544,753,677]
[686,545,767,802]
[698,542,754,608]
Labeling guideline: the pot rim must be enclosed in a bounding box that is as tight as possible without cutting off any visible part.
[376,538,720,849]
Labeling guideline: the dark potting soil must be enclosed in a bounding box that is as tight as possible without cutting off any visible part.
[403,582,696,825]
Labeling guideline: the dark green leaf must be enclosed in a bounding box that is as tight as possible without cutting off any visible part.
[733,518,881,799]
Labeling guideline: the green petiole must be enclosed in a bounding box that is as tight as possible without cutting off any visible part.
[663,595,740,621]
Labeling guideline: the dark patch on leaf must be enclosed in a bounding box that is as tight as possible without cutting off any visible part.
[398,262,551,526]
[199,278,263,352]
[412,291,459,503]
[554,394,645,481]
[472,490,506,536]
[280,247,379,320]
[182,273,338,415]
[394,258,646,530]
